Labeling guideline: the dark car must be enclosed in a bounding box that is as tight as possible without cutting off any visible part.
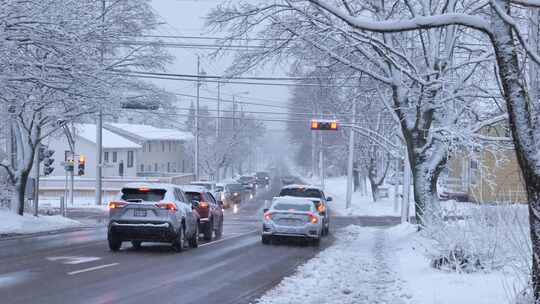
[222,183,244,208]
[183,185,224,241]
[255,171,271,186]
[237,175,257,194]
[280,175,296,186]
[107,183,199,252]
[278,185,332,235]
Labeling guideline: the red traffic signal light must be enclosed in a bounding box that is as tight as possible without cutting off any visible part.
[78,155,86,176]
[310,120,338,131]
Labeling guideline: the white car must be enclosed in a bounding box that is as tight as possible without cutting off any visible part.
[261,197,323,246]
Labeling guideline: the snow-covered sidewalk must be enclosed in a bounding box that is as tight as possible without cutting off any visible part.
[256,224,514,304]
[0,209,82,235]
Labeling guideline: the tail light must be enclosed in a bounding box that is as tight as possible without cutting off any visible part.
[264,212,272,221]
[108,201,127,209]
[317,204,326,213]
[308,213,318,224]
[156,202,177,212]
[199,202,209,208]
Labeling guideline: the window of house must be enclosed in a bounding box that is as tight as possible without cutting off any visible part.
[127,151,134,168]
[167,162,171,172]
[148,143,151,152]
[470,159,478,169]
[113,151,117,163]
[168,142,172,152]
[104,152,109,162]
[154,163,158,172]
[140,164,144,172]
[162,142,165,152]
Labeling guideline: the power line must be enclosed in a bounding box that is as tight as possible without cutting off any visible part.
[113,72,361,88]
[135,34,290,42]
[159,105,350,117]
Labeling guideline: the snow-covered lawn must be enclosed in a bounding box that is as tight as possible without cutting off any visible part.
[320,176,414,217]
[0,209,82,235]
[39,197,109,212]
[256,224,517,304]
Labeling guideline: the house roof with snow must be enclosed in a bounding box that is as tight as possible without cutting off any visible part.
[74,124,141,149]
[105,123,193,142]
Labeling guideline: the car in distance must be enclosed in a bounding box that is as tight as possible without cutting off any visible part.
[107,183,200,252]
[262,197,323,246]
[190,181,218,196]
[255,171,271,186]
[280,175,296,185]
[278,184,332,235]
[183,185,224,241]
[237,175,257,195]
[222,183,244,208]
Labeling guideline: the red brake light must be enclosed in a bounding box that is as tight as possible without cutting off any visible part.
[199,202,209,208]
[308,213,318,224]
[264,212,272,221]
[156,202,177,211]
[139,187,150,192]
[108,201,127,209]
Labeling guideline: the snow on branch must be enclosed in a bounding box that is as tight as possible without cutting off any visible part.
[307,0,492,34]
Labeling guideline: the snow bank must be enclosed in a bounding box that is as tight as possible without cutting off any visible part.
[321,176,414,217]
[0,209,82,235]
[256,223,517,304]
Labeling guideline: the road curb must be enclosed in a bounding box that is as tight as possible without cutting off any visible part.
[0,225,99,241]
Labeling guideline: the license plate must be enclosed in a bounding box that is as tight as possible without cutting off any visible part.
[134,209,147,217]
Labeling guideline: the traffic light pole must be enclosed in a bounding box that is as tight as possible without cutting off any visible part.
[345,102,356,209]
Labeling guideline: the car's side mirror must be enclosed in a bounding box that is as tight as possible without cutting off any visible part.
[326,197,333,202]
[263,208,269,213]
[218,201,224,206]
[191,200,200,208]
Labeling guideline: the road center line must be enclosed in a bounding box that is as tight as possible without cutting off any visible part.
[67,263,119,276]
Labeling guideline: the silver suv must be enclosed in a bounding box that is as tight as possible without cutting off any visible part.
[107,183,199,252]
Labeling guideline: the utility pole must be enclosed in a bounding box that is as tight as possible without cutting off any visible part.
[319,134,324,190]
[95,0,105,206]
[393,158,400,213]
[345,101,356,209]
[530,9,539,104]
[216,81,221,182]
[194,55,200,181]
[231,95,236,177]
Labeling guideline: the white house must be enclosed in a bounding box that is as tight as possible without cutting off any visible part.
[44,124,142,178]
[104,123,193,175]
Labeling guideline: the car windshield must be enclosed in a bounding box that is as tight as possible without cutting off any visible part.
[238,176,252,182]
[279,188,322,199]
[227,184,243,191]
[256,172,269,178]
[215,186,224,191]
[273,203,311,212]
[185,191,203,202]
[121,188,166,202]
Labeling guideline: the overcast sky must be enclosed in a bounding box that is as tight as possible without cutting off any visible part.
[149,0,294,160]
[150,1,292,119]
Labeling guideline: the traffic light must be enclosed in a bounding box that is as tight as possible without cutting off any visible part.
[78,155,86,176]
[310,119,338,131]
[40,145,55,176]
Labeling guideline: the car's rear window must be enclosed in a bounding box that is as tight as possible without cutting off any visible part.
[273,203,311,212]
[279,188,322,199]
[121,188,166,202]
[185,191,203,202]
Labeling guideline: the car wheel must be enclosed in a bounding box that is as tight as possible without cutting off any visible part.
[108,234,122,252]
[172,226,185,252]
[203,220,213,241]
[215,217,223,239]
[189,225,199,248]
[261,235,271,245]
[131,241,142,250]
